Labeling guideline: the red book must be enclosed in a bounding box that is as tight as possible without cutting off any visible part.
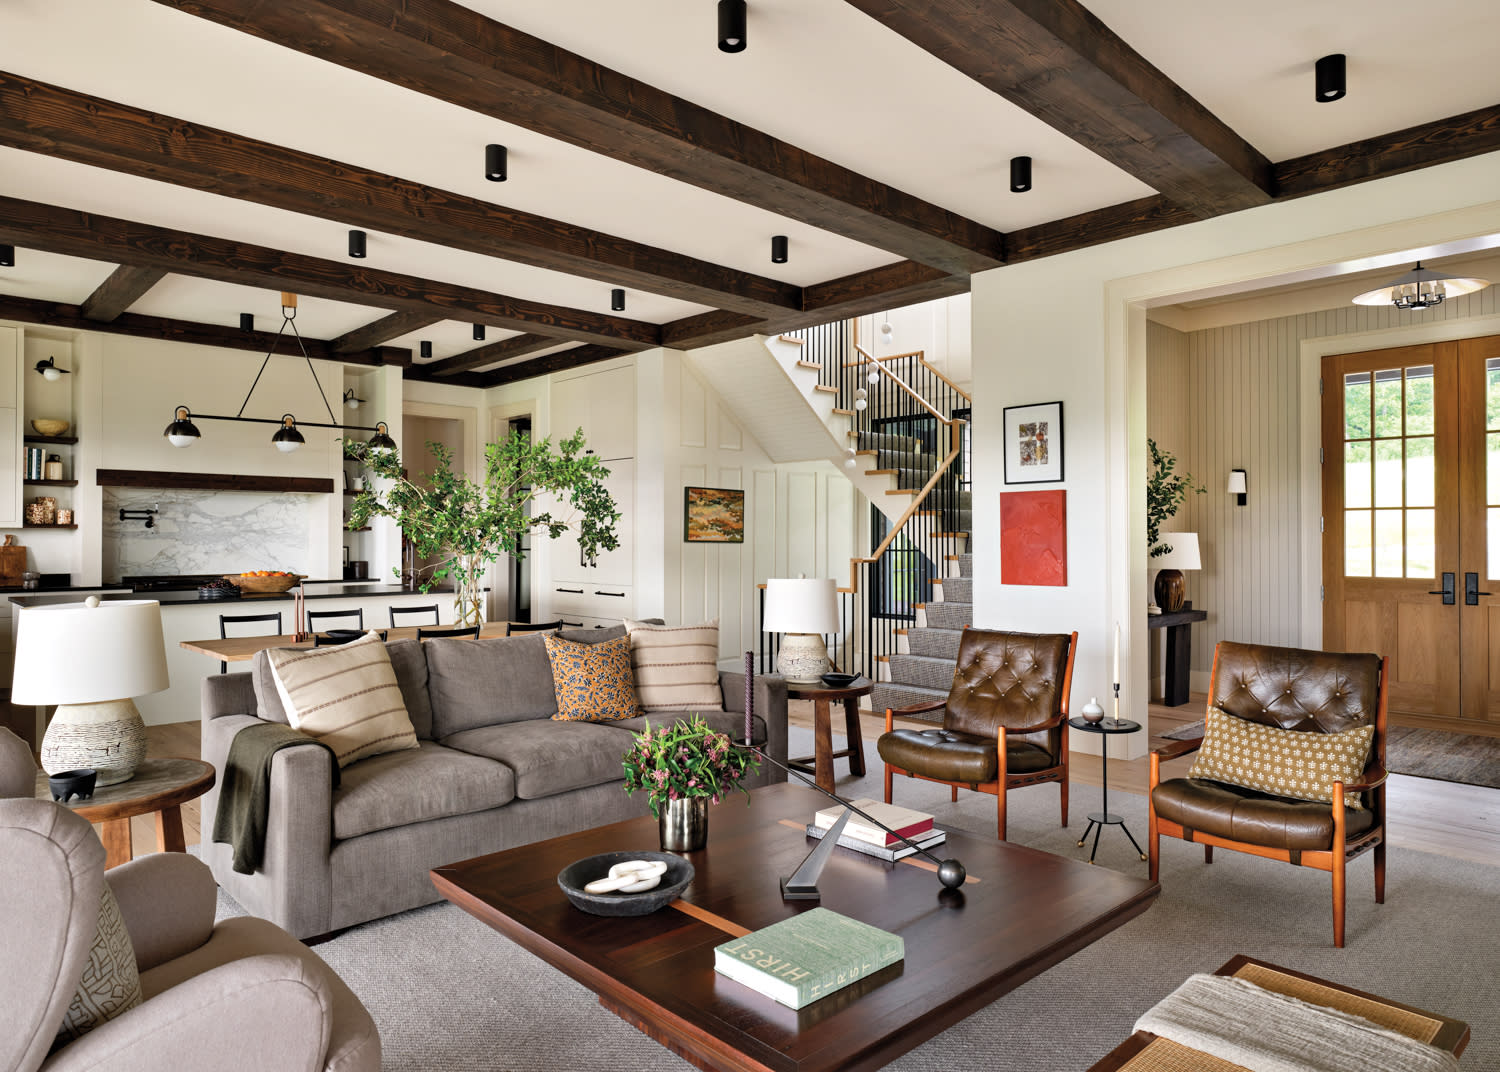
[813,798,934,847]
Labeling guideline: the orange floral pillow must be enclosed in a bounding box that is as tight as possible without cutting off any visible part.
[544,634,640,722]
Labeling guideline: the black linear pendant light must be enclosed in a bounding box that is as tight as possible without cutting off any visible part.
[718,0,746,52]
[1316,54,1346,102]
[1010,156,1032,193]
[486,143,508,181]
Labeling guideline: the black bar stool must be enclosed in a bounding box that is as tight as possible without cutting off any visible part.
[416,624,481,640]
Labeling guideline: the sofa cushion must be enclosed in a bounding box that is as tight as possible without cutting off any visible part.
[251,637,431,736]
[441,720,631,799]
[608,710,767,747]
[1188,706,1374,809]
[332,740,516,839]
[557,623,627,644]
[544,634,640,722]
[267,633,419,769]
[425,634,559,736]
[1151,778,1374,852]
[877,727,1056,783]
[626,619,725,714]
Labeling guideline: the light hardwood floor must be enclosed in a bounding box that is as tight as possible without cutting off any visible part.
[128,701,1498,868]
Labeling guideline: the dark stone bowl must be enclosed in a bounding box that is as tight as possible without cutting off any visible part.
[49,768,97,803]
[557,851,695,917]
[820,672,858,688]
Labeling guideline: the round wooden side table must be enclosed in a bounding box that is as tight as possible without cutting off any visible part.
[785,677,874,793]
[36,757,216,869]
[1067,716,1146,865]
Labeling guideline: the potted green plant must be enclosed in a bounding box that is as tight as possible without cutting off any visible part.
[1146,438,1205,559]
[621,715,760,852]
[345,429,620,627]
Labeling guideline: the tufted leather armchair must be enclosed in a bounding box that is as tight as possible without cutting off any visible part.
[877,628,1077,841]
[1148,641,1389,948]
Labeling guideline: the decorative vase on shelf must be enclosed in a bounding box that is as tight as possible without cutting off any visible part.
[658,796,709,853]
[1081,697,1105,725]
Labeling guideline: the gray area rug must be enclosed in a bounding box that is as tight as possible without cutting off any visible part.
[1387,727,1500,791]
[212,728,1500,1070]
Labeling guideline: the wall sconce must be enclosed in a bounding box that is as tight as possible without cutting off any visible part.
[34,357,72,381]
[1228,468,1248,506]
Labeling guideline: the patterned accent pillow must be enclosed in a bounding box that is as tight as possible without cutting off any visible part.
[626,618,724,713]
[267,631,419,768]
[1189,706,1374,809]
[544,634,640,722]
[55,883,142,1045]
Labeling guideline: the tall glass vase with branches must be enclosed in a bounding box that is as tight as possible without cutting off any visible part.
[345,429,620,626]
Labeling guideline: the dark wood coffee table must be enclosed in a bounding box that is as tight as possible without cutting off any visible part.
[431,783,1159,1072]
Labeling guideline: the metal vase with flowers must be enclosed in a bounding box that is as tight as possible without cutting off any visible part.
[621,714,759,853]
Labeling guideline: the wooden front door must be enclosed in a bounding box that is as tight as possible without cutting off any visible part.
[1323,335,1500,727]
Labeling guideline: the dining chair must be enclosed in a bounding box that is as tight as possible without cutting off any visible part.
[218,612,284,674]
[306,608,364,632]
[389,604,440,628]
[505,620,562,635]
[416,624,482,640]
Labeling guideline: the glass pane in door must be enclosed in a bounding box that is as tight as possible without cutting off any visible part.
[1344,365,1437,579]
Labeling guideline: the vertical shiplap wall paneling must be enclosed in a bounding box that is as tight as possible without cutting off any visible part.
[1173,289,1499,678]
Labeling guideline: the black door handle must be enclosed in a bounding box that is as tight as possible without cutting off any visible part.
[1466,572,1492,605]
[1429,572,1456,604]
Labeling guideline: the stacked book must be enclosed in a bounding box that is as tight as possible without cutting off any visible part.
[713,906,904,1009]
[805,798,946,862]
[24,446,45,480]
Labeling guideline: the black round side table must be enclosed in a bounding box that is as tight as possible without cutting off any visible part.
[1067,716,1147,865]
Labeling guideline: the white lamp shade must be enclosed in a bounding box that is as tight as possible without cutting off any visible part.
[12,599,170,704]
[1227,470,1247,494]
[762,578,840,635]
[1152,533,1201,572]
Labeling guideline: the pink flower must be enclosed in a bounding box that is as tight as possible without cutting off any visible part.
[687,778,697,788]
[669,789,679,800]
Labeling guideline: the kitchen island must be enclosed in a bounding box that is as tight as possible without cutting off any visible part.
[9,583,466,727]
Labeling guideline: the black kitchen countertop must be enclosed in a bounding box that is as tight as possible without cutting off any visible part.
[8,584,443,609]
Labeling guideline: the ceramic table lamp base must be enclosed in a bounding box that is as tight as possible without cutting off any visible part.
[776,633,833,684]
[40,698,148,787]
[1153,568,1186,613]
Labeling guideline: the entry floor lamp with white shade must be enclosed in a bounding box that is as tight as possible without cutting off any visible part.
[762,577,841,684]
[13,597,171,786]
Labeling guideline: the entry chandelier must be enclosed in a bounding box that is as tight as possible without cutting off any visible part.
[1352,261,1491,311]
[164,293,395,454]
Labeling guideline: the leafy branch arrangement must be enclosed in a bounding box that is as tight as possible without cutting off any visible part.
[1147,438,1205,559]
[621,715,760,819]
[345,429,620,625]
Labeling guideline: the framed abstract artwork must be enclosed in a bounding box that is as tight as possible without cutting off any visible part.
[1002,401,1064,484]
[683,486,745,543]
[1000,489,1067,586]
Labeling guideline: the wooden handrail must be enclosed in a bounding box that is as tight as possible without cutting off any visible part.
[854,344,950,425]
[917,355,972,403]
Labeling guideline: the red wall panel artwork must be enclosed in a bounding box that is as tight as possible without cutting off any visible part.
[1000,490,1067,586]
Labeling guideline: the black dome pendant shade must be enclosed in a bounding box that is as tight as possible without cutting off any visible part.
[718,0,746,52]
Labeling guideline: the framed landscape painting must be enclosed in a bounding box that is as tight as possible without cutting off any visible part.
[683,486,745,543]
[1003,401,1064,484]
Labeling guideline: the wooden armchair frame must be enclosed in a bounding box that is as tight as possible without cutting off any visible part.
[883,631,1077,841]
[1147,645,1390,947]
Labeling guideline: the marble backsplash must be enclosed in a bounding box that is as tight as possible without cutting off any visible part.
[103,487,315,580]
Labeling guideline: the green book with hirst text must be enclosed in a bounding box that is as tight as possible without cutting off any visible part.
[713,907,904,1009]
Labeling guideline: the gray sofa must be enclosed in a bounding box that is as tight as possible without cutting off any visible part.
[200,627,788,940]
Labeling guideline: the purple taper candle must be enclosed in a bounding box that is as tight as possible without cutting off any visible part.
[744,650,754,744]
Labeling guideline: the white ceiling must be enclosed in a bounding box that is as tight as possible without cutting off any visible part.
[0,0,1497,354]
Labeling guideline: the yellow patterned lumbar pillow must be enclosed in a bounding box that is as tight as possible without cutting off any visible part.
[1188,706,1374,809]
[544,633,640,722]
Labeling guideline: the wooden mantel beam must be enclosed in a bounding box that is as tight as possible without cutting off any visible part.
[0,196,660,350]
[148,0,1005,275]
[0,71,800,318]
[841,0,1274,217]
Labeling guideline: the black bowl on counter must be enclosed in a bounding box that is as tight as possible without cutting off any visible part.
[198,579,242,600]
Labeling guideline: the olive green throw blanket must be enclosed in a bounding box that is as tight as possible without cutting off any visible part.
[212,721,340,875]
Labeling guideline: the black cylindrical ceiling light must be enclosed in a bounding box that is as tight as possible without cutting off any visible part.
[771,235,788,264]
[485,143,508,181]
[0,244,13,267]
[239,313,254,332]
[611,288,626,311]
[347,229,367,258]
[420,340,433,359]
[1315,54,1346,102]
[473,323,486,341]
[1010,155,1032,193]
[718,0,746,52]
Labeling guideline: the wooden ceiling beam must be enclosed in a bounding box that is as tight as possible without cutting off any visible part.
[331,310,446,354]
[419,334,561,378]
[0,196,660,350]
[0,292,396,365]
[149,0,1005,275]
[79,264,169,323]
[842,0,1273,217]
[0,71,799,318]
[480,345,627,388]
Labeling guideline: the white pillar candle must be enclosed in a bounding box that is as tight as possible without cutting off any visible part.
[1113,622,1120,686]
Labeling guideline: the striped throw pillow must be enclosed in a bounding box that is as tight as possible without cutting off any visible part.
[626,619,724,713]
[267,631,419,767]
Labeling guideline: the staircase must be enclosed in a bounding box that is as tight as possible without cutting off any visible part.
[870,553,972,719]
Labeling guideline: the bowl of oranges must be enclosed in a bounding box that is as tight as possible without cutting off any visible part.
[226,570,305,594]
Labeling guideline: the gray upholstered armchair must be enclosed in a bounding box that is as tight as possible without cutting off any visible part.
[0,728,380,1072]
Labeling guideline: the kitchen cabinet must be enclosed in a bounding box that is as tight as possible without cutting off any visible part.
[552,364,634,461]
[0,328,22,528]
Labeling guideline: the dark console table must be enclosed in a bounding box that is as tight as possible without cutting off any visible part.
[1147,603,1207,707]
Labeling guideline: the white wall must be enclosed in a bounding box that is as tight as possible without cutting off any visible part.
[854,293,973,388]
[970,151,1500,721]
